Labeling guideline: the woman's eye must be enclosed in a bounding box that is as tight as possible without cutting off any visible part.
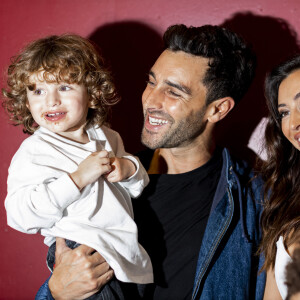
[279,110,289,120]
[59,85,71,91]
[33,89,45,95]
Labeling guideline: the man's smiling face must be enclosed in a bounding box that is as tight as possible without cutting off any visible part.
[141,50,210,149]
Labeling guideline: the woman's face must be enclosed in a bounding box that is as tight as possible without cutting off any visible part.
[278,69,300,151]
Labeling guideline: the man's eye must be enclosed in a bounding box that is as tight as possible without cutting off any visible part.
[146,80,155,86]
[59,85,71,91]
[168,90,181,97]
[33,89,45,95]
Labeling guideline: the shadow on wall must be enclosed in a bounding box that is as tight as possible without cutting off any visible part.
[89,22,163,154]
[217,12,300,166]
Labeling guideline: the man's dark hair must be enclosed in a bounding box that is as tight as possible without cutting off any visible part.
[163,24,256,105]
[286,247,300,300]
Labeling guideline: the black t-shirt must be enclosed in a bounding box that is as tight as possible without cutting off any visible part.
[133,149,223,300]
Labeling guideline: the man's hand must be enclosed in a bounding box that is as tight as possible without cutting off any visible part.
[48,238,114,300]
[105,157,136,183]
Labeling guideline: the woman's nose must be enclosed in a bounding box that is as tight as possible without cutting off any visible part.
[290,109,300,131]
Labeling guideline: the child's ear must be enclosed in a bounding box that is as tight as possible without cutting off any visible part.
[88,101,93,108]
[88,97,95,108]
[206,97,235,123]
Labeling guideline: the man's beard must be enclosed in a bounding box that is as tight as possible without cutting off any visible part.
[141,106,207,150]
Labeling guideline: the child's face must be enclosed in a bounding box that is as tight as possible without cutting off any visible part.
[26,72,90,138]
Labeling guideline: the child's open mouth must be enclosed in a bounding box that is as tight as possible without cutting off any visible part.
[43,112,66,122]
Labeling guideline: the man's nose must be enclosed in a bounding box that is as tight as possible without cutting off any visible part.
[142,86,163,110]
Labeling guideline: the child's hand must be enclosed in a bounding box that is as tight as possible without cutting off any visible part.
[70,150,111,190]
[105,157,136,183]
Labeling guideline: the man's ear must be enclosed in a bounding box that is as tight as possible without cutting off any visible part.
[206,97,235,123]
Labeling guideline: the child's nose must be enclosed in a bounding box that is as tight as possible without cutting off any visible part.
[46,91,61,107]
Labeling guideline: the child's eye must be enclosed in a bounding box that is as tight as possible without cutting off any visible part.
[59,85,71,92]
[33,89,46,96]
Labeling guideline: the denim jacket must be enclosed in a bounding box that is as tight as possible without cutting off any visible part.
[192,148,265,299]
[36,148,266,300]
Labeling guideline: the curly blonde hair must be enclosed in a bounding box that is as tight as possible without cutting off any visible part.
[2,34,119,133]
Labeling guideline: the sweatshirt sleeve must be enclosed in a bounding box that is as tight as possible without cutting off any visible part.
[104,127,149,198]
[119,154,150,198]
[5,141,81,234]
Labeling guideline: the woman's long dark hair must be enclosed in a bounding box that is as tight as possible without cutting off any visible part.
[259,56,300,270]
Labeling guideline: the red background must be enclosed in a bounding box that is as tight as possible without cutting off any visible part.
[1,0,300,298]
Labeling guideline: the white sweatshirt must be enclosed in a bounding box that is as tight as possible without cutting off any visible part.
[275,236,291,299]
[5,125,153,283]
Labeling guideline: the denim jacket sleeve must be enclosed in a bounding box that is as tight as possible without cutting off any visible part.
[35,277,55,300]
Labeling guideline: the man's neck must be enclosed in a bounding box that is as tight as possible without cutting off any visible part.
[148,140,216,175]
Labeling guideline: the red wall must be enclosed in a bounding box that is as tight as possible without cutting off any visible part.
[1,0,300,298]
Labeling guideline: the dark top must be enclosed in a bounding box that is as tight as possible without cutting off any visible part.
[133,149,223,299]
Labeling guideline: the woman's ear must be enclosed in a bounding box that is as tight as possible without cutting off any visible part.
[207,97,235,123]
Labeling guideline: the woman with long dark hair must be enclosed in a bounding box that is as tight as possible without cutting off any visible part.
[260,56,300,299]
